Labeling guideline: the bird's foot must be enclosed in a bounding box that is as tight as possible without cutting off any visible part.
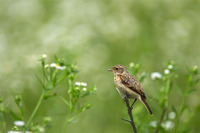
[130,99,137,109]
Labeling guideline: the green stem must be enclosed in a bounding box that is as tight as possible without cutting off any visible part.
[61,112,71,133]
[61,79,73,133]
[173,94,186,133]
[155,107,167,133]
[26,91,45,128]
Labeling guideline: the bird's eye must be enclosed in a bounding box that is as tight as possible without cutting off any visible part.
[115,68,119,70]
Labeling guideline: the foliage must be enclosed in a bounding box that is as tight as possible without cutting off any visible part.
[1,55,96,133]
[1,0,200,133]
[127,62,200,133]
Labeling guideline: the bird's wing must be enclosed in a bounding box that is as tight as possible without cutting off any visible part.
[120,75,146,98]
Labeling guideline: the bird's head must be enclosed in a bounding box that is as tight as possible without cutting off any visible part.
[108,64,128,75]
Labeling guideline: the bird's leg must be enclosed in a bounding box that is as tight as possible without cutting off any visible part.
[131,99,137,109]
[123,95,128,102]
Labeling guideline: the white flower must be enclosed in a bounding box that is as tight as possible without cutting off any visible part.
[56,66,66,70]
[25,131,33,133]
[83,88,87,91]
[50,63,65,70]
[161,121,174,130]
[149,121,157,127]
[192,65,198,73]
[42,54,47,59]
[75,82,81,86]
[38,127,45,132]
[129,62,134,68]
[50,63,57,67]
[14,120,25,126]
[151,72,162,80]
[8,131,23,133]
[168,65,173,69]
[38,54,47,61]
[81,82,87,86]
[75,82,87,87]
[168,112,176,119]
[164,69,170,74]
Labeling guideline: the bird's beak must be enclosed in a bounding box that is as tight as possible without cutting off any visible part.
[107,69,112,72]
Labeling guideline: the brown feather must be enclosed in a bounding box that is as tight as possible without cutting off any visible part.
[141,97,153,115]
[120,74,146,98]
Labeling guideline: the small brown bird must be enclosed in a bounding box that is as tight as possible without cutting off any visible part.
[108,64,153,115]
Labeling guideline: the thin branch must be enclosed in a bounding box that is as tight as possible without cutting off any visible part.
[121,118,131,123]
[122,96,137,133]
[155,107,167,133]
[131,99,137,109]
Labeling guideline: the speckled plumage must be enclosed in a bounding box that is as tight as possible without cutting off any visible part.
[108,64,153,115]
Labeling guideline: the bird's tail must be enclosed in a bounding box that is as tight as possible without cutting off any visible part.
[141,97,153,115]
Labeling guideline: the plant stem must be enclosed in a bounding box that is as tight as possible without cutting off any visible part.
[26,90,45,128]
[173,94,186,133]
[61,79,72,133]
[122,97,137,133]
[155,107,167,133]
[61,112,71,133]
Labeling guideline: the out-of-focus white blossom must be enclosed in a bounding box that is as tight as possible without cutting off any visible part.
[164,69,170,74]
[129,62,134,68]
[75,82,87,87]
[83,88,87,91]
[169,112,176,119]
[192,65,198,73]
[38,127,45,132]
[50,63,57,67]
[168,65,173,69]
[25,131,33,133]
[161,121,174,130]
[8,131,23,133]
[56,66,66,70]
[50,63,65,70]
[151,72,162,80]
[38,54,47,61]
[149,121,157,127]
[42,54,47,59]
[14,121,25,126]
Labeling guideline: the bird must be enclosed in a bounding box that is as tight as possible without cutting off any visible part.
[108,64,153,115]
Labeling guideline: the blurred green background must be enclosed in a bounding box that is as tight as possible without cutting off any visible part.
[1,0,200,132]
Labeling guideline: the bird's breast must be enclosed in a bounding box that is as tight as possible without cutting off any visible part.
[114,76,139,99]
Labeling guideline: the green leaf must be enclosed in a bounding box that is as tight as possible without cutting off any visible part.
[35,74,46,90]
[181,129,191,133]
[46,83,53,90]
[187,73,192,83]
[56,73,67,86]
[80,86,96,98]
[15,95,23,109]
[10,111,21,121]
[176,86,184,96]
[77,104,92,115]
[186,88,196,96]
[67,116,79,124]
[171,105,177,115]
[80,92,90,98]
[139,72,147,83]
[0,97,5,103]
[190,78,200,87]
[58,96,69,107]
[43,93,57,100]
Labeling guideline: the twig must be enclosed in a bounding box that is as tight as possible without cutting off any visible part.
[121,118,131,123]
[155,107,167,133]
[122,96,137,133]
